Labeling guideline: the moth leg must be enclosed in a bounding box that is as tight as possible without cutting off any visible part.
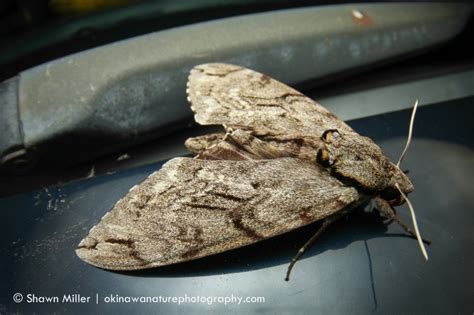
[285,210,348,281]
[373,197,431,245]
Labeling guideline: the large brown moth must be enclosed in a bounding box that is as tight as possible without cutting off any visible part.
[76,63,428,280]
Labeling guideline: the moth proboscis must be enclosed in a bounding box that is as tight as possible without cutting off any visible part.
[76,63,428,281]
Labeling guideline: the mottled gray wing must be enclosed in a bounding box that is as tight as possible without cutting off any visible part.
[187,63,355,137]
[76,157,364,270]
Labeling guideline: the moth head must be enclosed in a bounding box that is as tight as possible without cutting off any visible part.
[316,129,413,204]
[317,102,428,261]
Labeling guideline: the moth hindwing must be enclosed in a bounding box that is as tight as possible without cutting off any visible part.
[76,63,416,275]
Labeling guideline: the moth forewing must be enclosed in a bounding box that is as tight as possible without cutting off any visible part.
[76,158,364,270]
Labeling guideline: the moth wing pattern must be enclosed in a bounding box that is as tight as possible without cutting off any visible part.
[187,63,355,137]
[76,157,364,270]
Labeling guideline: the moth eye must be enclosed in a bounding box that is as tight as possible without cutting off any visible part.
[316,148,332,167]
[321,129,340,143]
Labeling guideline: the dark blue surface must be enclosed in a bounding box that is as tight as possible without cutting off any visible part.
[0,98,473,314]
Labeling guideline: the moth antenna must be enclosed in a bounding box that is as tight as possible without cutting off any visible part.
[396,99,418,167]
[394,99,427,260]
[395,183,429,261]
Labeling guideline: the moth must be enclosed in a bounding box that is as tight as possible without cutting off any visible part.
[76,63,428,280]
